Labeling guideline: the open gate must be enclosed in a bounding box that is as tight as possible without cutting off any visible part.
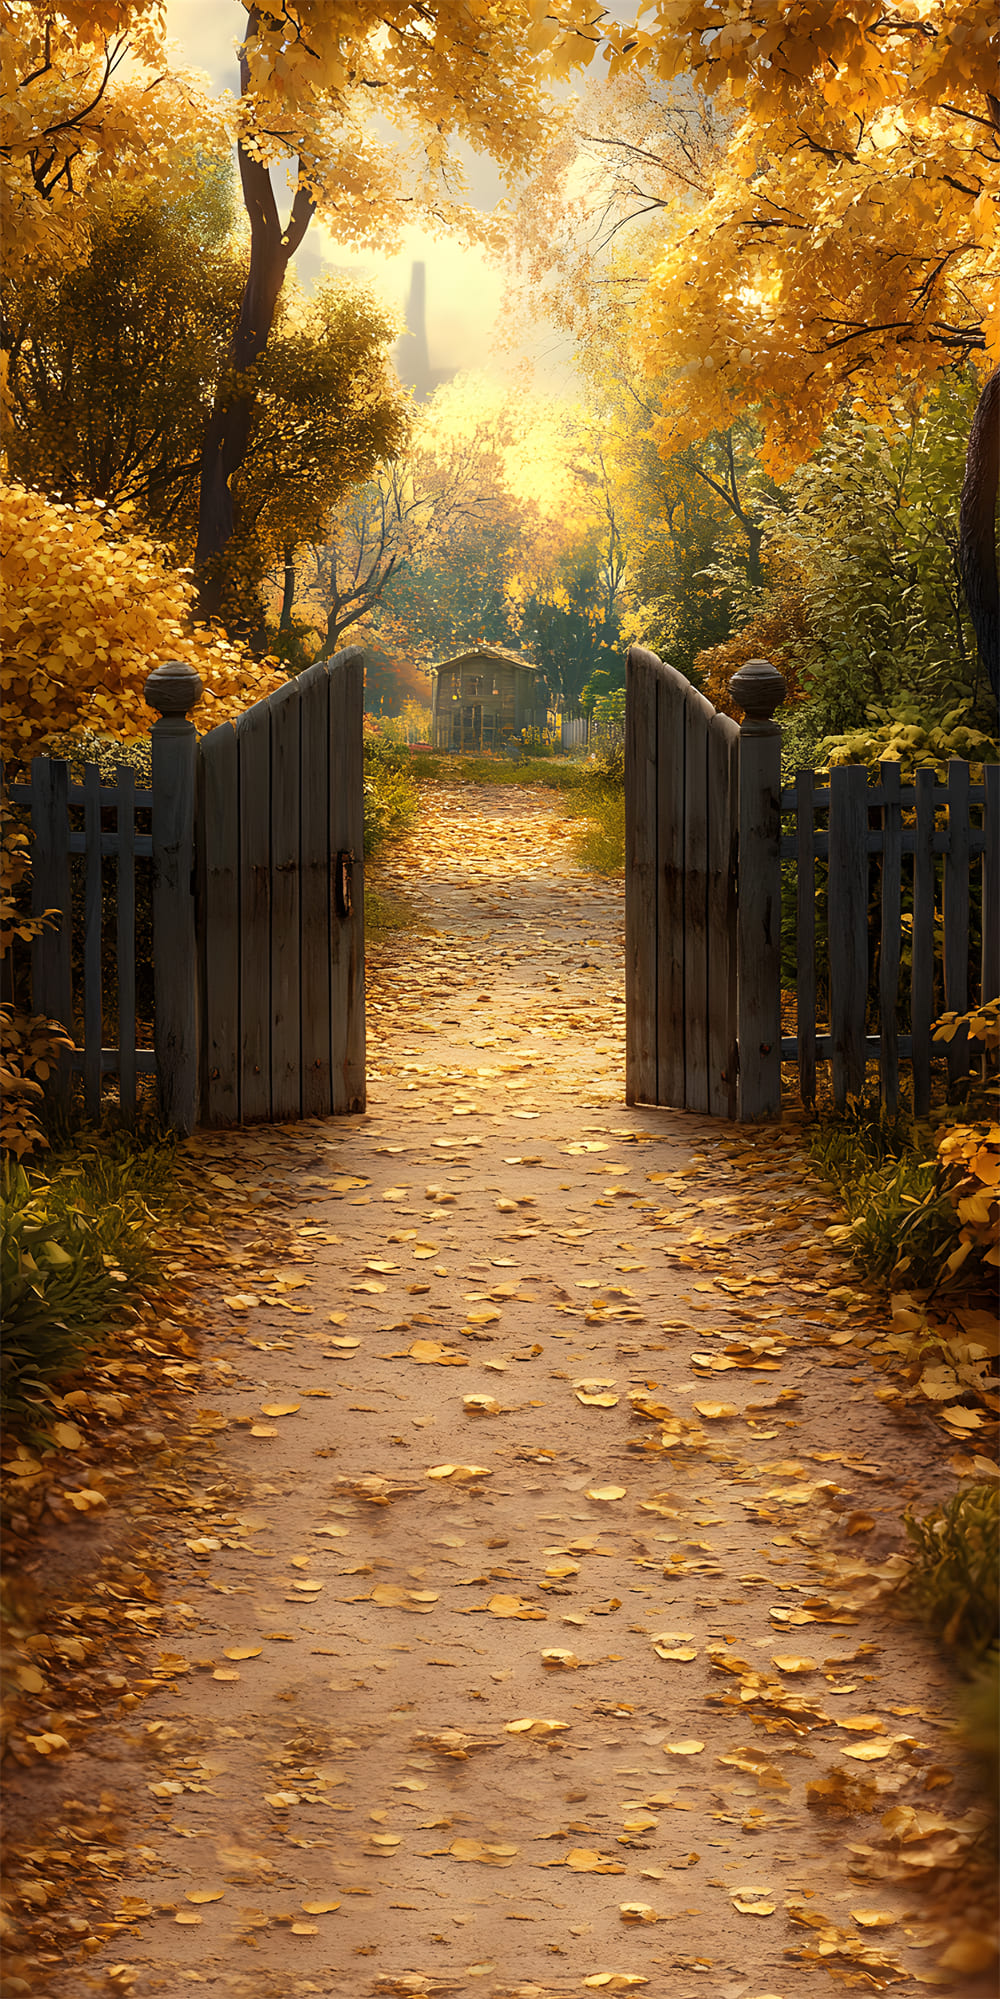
[198,646,366,1126]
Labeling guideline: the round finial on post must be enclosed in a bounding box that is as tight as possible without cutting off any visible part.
[144,659,203,721]
[728,657,786,734]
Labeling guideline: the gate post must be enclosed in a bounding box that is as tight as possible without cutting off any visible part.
[730,659,786,1120]
[145,661,202,1135]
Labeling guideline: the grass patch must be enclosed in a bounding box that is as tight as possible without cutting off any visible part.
[809,1099,968,1289]
[568,788,626,875]
[902,1484,999,1825]
[1,1129,180,1425]
[364,739,419,860]
[407,751,588,791]
[903,1483,999,1658]
[365,880,418,940]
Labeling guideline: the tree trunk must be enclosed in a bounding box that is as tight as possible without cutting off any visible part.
[958,365,999,709]
[194,12,314,620]
[279,546,296,629]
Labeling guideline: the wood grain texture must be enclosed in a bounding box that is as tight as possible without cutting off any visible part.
[237,705,271,1122]
[910,767,936,1119]
[707,714,739,1119]
[151,718,200,1135]
[625,645,659,1105]
[83,763,103,1119]
[655,660,686,1108]
[269,677,302,1120]
[116,763,137,1121]
[794,767,817,1109]
[983,763,999,1002]
[878,761,901,1114]
[328,646,366,1114]
[736,723,783,1120]
[29,756,73,1104]
[828,762,869,1108]
[298,663,333,1117]
[682,685,710,1113]
[941,758,970,1091]
[199,723,240,1125]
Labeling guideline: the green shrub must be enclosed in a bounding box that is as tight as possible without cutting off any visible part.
[903,1484,999,1660]
[572,791,626,875]
[809,1099,968,1287]
[1,1134,177,1418]
[363,736,418,859]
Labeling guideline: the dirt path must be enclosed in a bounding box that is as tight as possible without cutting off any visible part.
[13,783,990,1998]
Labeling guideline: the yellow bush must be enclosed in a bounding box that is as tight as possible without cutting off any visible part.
[935,1122,1000,1281]
[0,483,284,757]
[0,820,74,1158]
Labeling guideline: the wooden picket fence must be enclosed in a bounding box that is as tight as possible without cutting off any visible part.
[3,757,157,1119]
[2,647,366,1133]
[625,644,1000,1121]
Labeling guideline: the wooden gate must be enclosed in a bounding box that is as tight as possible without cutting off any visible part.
[198,646,365,1126]
[3,646,366,1133]
[625,642,1000,1121]
[625,644,740,1118]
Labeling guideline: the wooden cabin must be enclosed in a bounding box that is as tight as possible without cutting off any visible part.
[430,646,551,752]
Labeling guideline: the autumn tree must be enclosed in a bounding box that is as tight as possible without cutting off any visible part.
[191,0,603,607]
[597,1,999,469]
[6,176,410,647]
[0,484,282,759]
[1,2,224,278]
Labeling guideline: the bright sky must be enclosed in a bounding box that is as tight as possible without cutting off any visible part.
[162,0,582,393]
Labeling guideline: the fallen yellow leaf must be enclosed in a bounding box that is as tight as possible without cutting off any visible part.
[663,1741,705,1756]
[426,1464,491,1480]
[587,1485,626,1502]
[504,1718,570,1736]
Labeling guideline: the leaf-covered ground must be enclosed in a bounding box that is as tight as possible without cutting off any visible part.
[2,782,996,1998]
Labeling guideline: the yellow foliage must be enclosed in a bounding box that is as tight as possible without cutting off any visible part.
[603,2,999,468]
[935,1122,1000,1277]
[0,484,284,758]
[0,1009,75,1160]
[2,6,228,279]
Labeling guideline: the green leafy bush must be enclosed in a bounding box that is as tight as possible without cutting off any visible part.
[1,1136,176,1416]
[363,736,418,859]
[903,1484,999,1659]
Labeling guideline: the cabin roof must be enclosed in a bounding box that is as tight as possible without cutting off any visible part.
[431,645,542,677]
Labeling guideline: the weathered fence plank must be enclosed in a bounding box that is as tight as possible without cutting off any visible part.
[682,685,712,1114]
[83,762,103,1120]
[269,677,302,1120]
[794,767,817,1108]
[707,713,738,1119]
[116,763,137,1121]
[299,664,333,1117]
[146,663,201,1135]
[878,761,902,1115]
[328,647,366,1113]
[731,661,785,1120]
[199,722,240,1126]
[911,766,936,1119]
[828,762,869,1108]
[655,662,686,1107]
[30,756,73,1103]
[942,758,970,1092]
[984,762,1000,1003]
[237,705,271,1122]
[625,646,659,1105]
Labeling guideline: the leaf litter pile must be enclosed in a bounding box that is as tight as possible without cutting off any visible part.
[2,780,996,1999]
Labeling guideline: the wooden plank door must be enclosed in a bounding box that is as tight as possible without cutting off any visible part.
[197,645,365,1125]
[626,644,739,1117]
